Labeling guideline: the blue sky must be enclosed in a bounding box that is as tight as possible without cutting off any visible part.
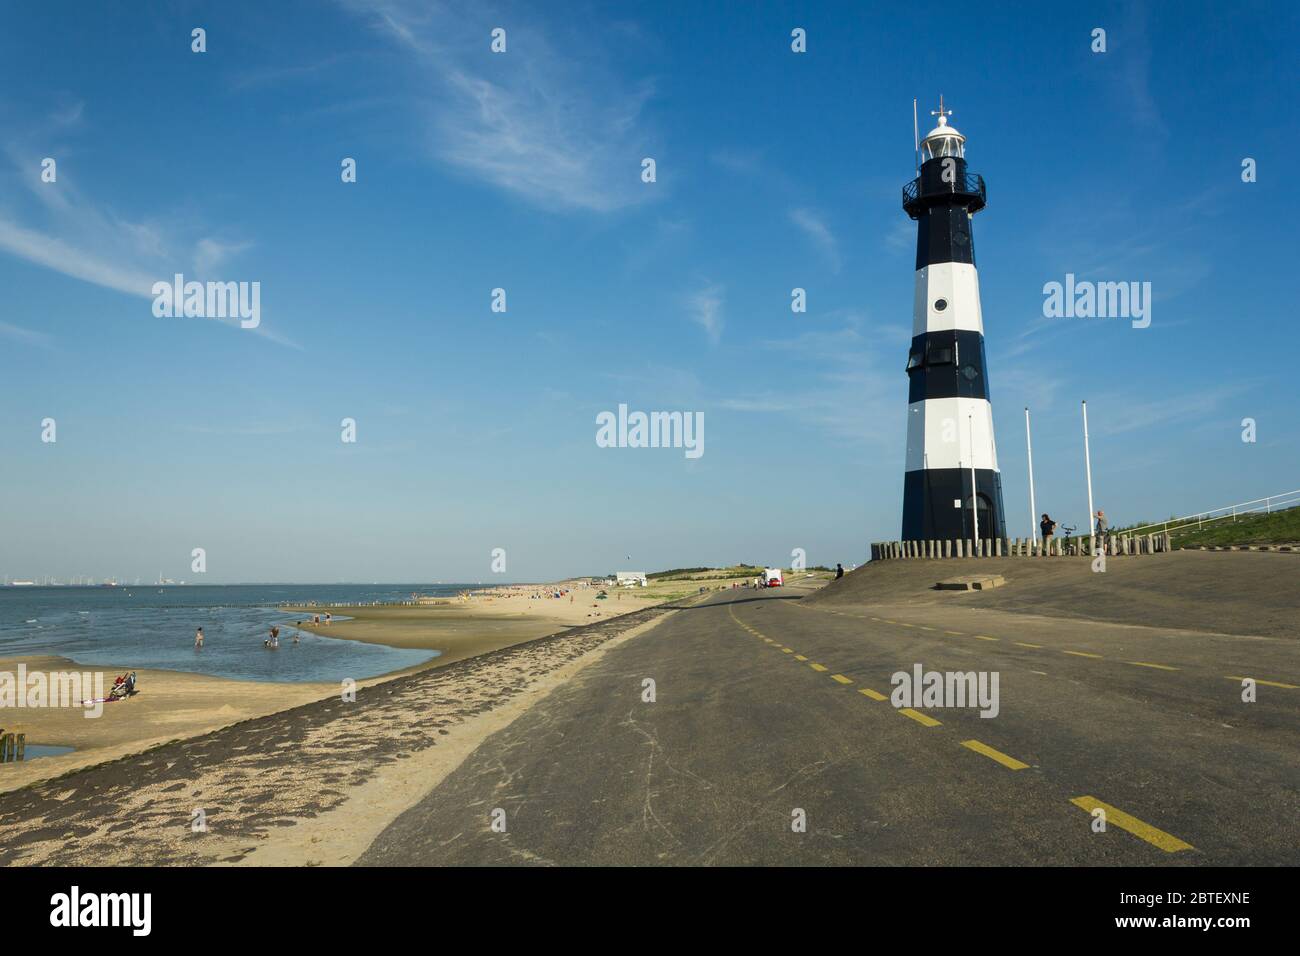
[1,0,1296,583]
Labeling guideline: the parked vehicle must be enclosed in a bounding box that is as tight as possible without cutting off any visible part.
[762,568,784,587]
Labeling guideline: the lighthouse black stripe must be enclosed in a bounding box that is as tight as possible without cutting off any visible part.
[902,467,1007,540]
[906,330,990,403]
[915,205,976,270]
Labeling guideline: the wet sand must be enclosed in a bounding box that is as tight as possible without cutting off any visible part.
[0,654,335,793]
[285,592,641,664]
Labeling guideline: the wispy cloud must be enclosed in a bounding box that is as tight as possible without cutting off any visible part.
[724,318,901,447]
[1090,384,1245,437]
[685,283,724,344]
[342,0,658,213]
[789,207,841,273]
[0,110,300,350]
[0,320,53,349]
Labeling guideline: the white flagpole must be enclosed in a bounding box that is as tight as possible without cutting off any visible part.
[1025,407,1037,544]
[969,413,979,554]
[1082,400,1095,552]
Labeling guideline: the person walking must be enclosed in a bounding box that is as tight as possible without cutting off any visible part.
[194,626,204,649]
[1039,514,1057,556]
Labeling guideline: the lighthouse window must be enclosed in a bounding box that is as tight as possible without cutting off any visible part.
[934,298,948,312]
[907,349,924,370]
[926,343,954,366]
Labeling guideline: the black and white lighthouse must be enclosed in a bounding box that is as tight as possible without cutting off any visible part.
[900,99,1006,543]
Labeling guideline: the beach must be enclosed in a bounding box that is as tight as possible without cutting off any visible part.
[285,580,662,657]
[0,578,694,792]
[0,654,337,793]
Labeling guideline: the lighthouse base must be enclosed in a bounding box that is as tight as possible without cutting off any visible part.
[902,468,1007,542]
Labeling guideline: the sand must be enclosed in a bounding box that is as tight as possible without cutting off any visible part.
[284,580,651,661]
[0,655,335,793]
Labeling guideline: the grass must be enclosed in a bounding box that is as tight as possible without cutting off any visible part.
[1134,505,1300,549]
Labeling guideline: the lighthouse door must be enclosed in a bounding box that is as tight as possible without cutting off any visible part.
[965,493,994,542]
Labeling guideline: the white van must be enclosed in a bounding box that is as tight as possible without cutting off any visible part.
[762,568,784,587]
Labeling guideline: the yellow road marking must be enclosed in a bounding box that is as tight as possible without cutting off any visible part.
[898,623,917,628]
[883,619,898,624]
[973,635,999,642]
[961,739,1029,770]
[794,654,808,661]
[944,630,965,635]
[1225,675,1299,689]
[809,662,828,672]
[899,708,941,727]
[1013,642,1042,649]
[859,688,888,701]
[1069,796,1194,853]
[919,626,937,631]
[1063,650,1103,659]
[831,674,853,684]
[781,648,794,654]
[1125,661,1179,671]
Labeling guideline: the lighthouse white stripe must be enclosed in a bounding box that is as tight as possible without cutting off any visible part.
[913,262,985,336]
[905,397,1000,472]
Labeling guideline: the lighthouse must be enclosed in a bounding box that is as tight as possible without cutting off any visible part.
[900,98,1006,544]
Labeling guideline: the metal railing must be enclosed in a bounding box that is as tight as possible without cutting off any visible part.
[902,171,986,217]
[1126,488,1300,537]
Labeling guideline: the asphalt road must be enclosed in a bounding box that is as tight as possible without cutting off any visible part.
[357,581,1299,866]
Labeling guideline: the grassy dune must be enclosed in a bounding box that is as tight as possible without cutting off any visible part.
[1159,505,1300,549]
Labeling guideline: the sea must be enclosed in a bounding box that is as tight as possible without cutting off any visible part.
[0,584,475,683]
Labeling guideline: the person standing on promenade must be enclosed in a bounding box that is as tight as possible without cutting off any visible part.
[835,564,844,579]
[1040,514,1057,556]
[1095,510,1109,550]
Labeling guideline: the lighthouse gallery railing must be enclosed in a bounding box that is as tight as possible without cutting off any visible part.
[902,172,987,218]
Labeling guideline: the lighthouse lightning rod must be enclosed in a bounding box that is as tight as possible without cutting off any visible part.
[913,98,920,172]
[1025,407,1037,545]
